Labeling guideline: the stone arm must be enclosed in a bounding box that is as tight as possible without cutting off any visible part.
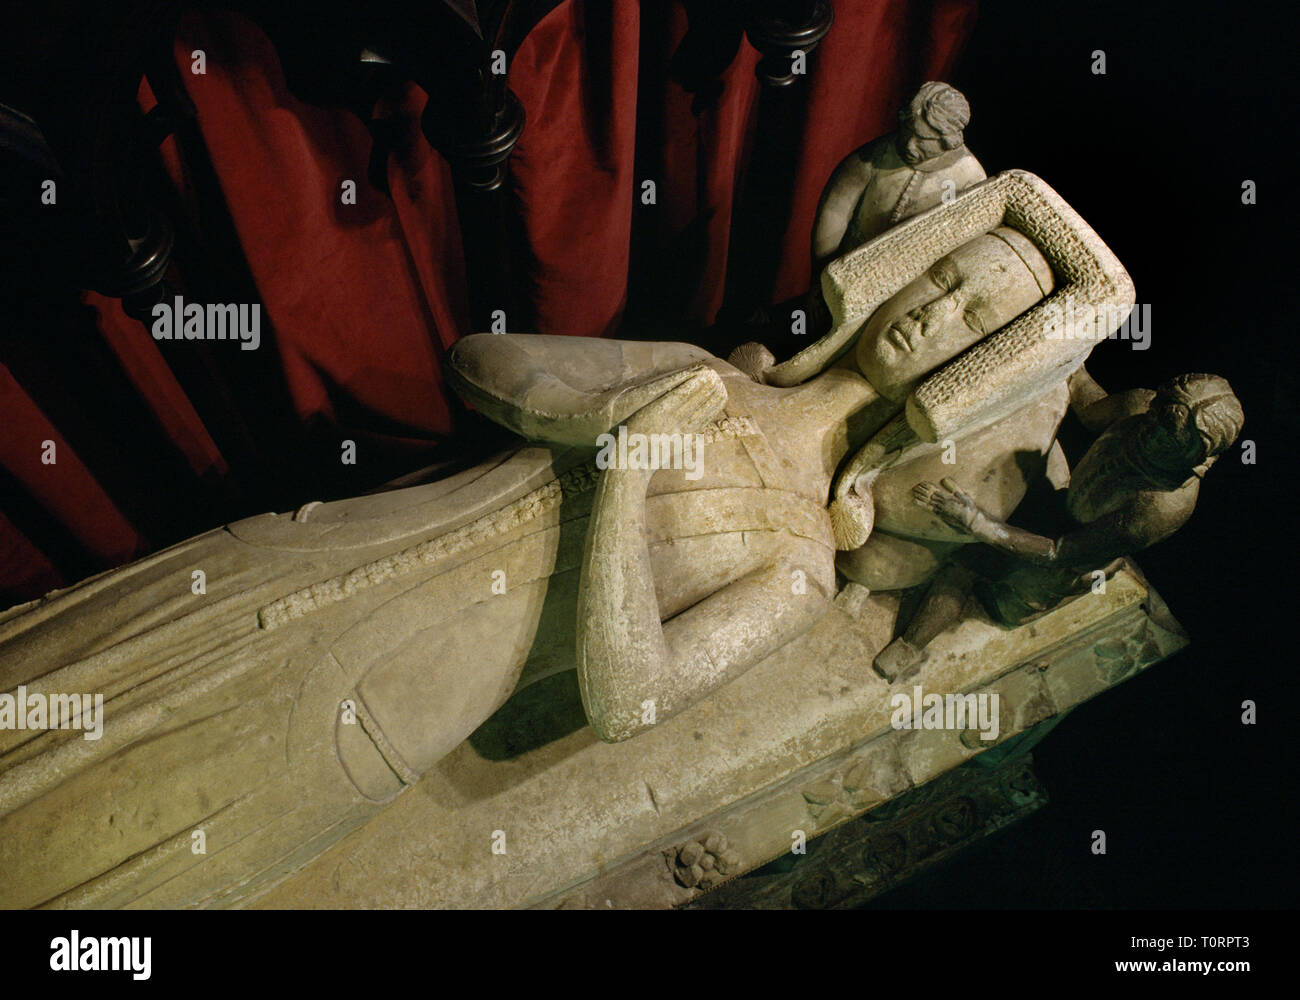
[575,370,834,743]
[913,477,1194,570]
[810,142,879,273]
[1067,366,1156,434]
[445,333,715,446]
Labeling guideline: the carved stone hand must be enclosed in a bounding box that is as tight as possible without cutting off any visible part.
[623,364,728,439]
[912,477,982,534]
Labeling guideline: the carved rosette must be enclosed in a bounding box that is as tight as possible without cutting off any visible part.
[744,1,835,87]
[790,870,839,909]
[860,831,907,884]
[1003,754,1043,807]
[1093,623,1162,684]
[801,750,911,830]
[670,830,741,889]
[929,796,977,843]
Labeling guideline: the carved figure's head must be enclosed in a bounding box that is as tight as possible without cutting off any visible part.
[898,82,971,166]
[855,226,1054,400]
[1138,374,1244,478]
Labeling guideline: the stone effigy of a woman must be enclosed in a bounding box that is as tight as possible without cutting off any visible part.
[0,168,1141,908]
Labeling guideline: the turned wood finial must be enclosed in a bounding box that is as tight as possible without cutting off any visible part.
[745,0,835,87]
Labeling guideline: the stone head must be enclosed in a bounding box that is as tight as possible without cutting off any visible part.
[898,82,971,166]
[855,226,1054,400]
[1139,374,1244,478]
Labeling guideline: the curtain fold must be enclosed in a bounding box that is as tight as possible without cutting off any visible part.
[509,0,643,338]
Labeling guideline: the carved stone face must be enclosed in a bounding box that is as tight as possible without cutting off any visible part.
[897,113,948,166]
[855,227,1053,401]
[1136,400,1211,473]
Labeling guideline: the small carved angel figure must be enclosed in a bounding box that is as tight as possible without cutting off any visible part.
[812,82,986,273]
[911,370,1243,627]
[802,82,986,333]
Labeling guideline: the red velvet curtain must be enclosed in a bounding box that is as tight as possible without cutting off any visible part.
[0,0,977,605]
